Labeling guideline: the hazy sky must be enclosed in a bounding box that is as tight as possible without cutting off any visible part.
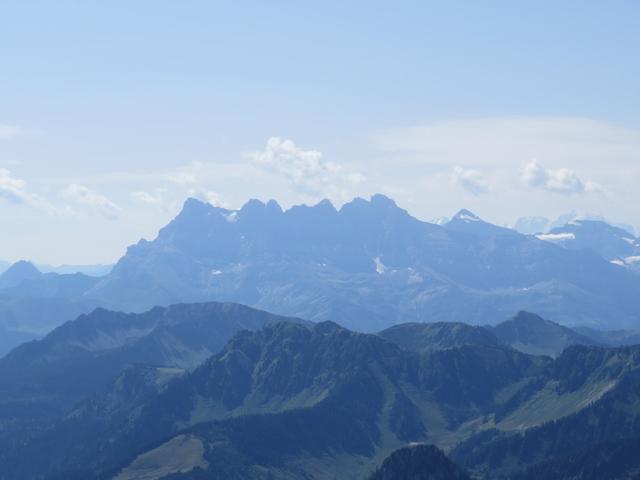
[2,1,639,264]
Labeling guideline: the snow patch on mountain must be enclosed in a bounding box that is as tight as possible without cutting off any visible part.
[374,257,387,274]
[536,232,576,244]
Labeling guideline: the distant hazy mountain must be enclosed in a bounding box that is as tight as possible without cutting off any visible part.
[367,445,471,480]
[513,216,551,235]
[574,325,640,347]
[535,219,640,270]
[549,214,637,237]
[378,311,608,358]
[0,264,104,348]
[0,261,112,357]
[4,316,640,479]
[446,208,521,237]
[78,195,640,331]
[37,263,113,276]
[492,311,601,357]
[0,260,43,289]
[2,195,640,341]
[0,262,103,355]
[0,261,113,277]
[514,213,637,238]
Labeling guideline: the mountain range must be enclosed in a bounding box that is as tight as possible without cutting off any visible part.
[0,260,112,277]
[91,196,640,329]
[3,194,639,360]
[2,303,640,479]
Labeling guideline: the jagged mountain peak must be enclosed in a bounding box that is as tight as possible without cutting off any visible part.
[340,193,405,214]
[241,198,306,215]
[446,209,518,238]
[78,192,640,330]
[180,196,222,215]
[370,193,398,207]
[165,197,231,229]
[452,209,482,223]
[315,198,337,211]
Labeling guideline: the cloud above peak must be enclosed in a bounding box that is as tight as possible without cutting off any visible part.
[0,168,57,213]
[522,160,602,195]
[0,168,28,203]
[248,137,364,197]
[451,166,491,195]
[166,169,198,186]
[186,188,228,208]
[63,184,120,219]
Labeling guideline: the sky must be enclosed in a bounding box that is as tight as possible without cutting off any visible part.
[1,1,639,264]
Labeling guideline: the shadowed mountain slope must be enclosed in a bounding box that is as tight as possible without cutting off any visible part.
[0,302,303,421]
[6,317,640,479]
[452,344,640,479]
[0,320,549,479]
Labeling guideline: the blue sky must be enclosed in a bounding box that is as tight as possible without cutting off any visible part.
[1,1,639,263]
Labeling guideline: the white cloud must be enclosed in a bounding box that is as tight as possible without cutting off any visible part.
[451,166,490,195]
[166,169,198,185]
[131,188,177,213]
[0,168,59,213]
[186,188,227,208]
[0,168,28,203]
[370,117,636,224]
[132,190,163,205]
[63,184,120,219]
[374,117,640,171]
[131,187,169,205]
[522,160,601,195]
[248,137,364,196]
[0,124,24,140]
